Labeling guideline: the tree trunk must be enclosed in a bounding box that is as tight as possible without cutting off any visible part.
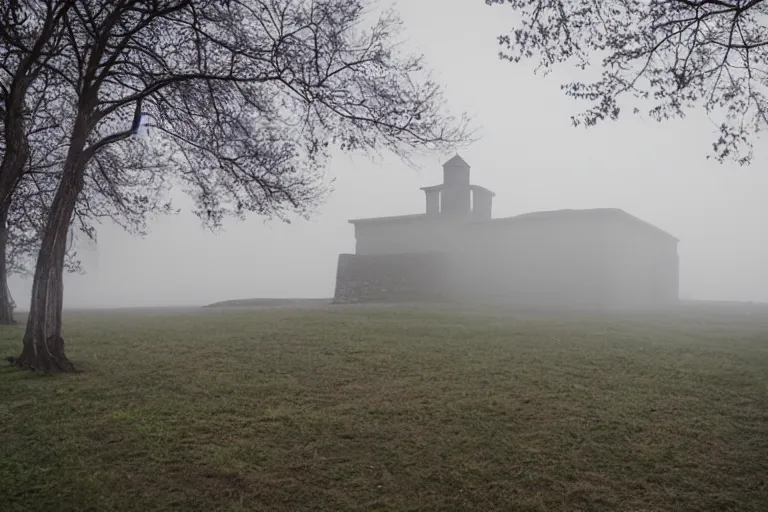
[17,231,71,373]
[0,126,29,326]
[16,183,77,373]
[0,206,15,325]
[15,139,85,374]
[0,7,74,328]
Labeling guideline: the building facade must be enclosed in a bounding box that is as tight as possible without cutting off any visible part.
[334,156,679,307]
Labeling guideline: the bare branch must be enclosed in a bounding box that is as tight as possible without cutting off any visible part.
[488,0,768,164]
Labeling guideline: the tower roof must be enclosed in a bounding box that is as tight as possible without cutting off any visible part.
[420,183,496,197]
[443,154,470,168]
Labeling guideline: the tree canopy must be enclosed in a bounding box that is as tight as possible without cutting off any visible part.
[6,0,470,373]
[487,0,768,165]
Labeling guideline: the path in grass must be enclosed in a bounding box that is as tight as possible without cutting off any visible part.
[1,306,767,511]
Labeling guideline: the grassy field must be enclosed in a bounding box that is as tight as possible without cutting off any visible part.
[1,305,767,511]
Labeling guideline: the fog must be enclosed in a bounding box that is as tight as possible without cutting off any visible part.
[8,0,768,309]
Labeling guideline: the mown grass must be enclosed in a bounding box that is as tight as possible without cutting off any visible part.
[1,305,767,511]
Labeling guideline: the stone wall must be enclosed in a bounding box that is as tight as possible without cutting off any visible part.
[335,210,680,307]
[333,252,457,304]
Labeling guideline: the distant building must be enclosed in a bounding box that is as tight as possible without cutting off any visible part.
[333,156,679,308]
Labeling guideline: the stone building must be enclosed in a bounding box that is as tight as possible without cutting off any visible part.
[333,156,679,307]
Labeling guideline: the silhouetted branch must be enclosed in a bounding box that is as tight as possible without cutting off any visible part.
[488,0,768,164]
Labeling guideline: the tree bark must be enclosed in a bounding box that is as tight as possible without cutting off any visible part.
[0,110,30,325]
[0,1,76,329]
[0,205,15,325]
[15,128,87,374]
[16,179,78,373]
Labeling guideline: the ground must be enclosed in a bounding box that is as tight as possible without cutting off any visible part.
[1,305,767,511]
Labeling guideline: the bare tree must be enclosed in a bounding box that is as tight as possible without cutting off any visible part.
[486,0,768,164]
[4,121,172,328]
[2,6,150,323]
[7,175,83,277]
[0,0,73,324]
[15,0,471,373]
[7,134,152,278]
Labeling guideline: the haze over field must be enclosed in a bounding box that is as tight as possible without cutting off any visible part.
[9,0,768,309]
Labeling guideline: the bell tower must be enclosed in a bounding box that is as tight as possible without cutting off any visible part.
[440,155,471,214]
[420,155,495,219]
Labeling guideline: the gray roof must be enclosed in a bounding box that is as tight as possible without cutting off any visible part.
[348,212,476,226]
[348,213,428,225]
[348,207,677,242]
[470,184,495,197]
[419,184,496,197]
[443,154,470,168]
[487,208,679,241]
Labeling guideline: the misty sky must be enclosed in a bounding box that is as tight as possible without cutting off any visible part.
[9,0,768,309]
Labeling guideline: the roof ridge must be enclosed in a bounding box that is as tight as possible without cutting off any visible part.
[443,154,470,168]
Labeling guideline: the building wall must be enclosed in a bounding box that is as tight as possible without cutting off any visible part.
[604,219,679,305]
[353,218,470,255]
[333,252,458,303]
[474,216,678,307]
[339,213,679,307]
[461,216,619,306]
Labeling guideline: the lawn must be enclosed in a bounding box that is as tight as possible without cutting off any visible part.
[1,305,767,511]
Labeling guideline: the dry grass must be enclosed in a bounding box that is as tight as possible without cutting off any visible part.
[1,305,767,511]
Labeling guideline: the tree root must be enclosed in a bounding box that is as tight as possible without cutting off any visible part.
[15,335,77,374]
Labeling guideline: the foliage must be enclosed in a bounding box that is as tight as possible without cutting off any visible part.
[487,0,768,164]
[2,60,173,277]
[2,0,470,270]
[51,0,470,228]
[8,0,470,372]
[0,0,74,303]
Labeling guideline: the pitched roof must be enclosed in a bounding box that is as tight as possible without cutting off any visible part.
[348,213,428,225]
[443,154,470,168]
[487,208,679,241]
[470,184,496,197]
[346,207,677,242]
[419,184,496,197]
